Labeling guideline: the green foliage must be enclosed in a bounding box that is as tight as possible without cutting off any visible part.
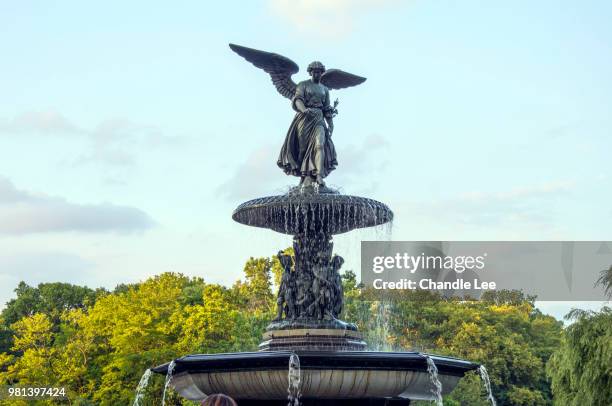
[232,257,274,312]
[0,282,104,356]
[0,258,276,405]
[1,252,606,405]
[547,306,612,406]
[2,282,103,326]
[344,287,564,404]
[506,385,547,406]
[595,264,612,299]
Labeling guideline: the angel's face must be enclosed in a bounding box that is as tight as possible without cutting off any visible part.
[310,69,324,83]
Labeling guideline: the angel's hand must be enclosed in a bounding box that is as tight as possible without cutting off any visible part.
[305,108,318,117]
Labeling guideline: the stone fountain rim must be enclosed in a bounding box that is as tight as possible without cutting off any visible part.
[233,193,394,213]
[232,193,394,235]
[151,350,479,378]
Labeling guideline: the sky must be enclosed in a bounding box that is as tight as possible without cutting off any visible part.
[1,1,611,319]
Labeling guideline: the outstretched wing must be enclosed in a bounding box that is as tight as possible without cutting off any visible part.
[229,43,299,99]
[320,69,367,90]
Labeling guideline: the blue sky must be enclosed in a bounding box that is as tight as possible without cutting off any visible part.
[1,1,610,318]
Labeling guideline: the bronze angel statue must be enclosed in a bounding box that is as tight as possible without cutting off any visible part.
[230,43,366,187]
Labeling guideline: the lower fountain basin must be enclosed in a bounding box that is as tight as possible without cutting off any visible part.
[152,351,478,404]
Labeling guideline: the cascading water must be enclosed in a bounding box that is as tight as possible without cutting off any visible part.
[287,353,301,406]
[368,300,393,351]
[162,360,176,406]
[132,368,152,406]
[479,365,497,405]
[426,356,443,406]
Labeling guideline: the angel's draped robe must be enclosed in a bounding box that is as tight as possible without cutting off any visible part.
[277,80,337,179]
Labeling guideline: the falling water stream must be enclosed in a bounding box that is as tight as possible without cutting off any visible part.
[132,369,152,406]
[369,300,393,351]
[479,365,497,405]
[287,353,302,406]
[425,357,443,406]
[162,360,176,406]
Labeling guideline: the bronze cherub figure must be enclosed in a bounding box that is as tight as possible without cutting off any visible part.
[229,43,366,187]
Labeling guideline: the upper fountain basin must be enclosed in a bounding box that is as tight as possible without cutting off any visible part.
[232,188,393,235]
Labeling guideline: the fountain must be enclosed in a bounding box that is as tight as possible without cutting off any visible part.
[151,43,480,404]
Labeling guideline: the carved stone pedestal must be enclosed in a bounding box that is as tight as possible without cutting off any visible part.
[259,328,367,352]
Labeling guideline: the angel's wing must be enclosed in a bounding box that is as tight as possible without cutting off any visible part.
[320,69,367,90]
[229,43,299,100]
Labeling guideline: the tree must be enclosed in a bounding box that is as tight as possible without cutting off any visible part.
[0,314,55,383]
[345,287,563,404]
[0,253,576,405]
[232,257,274,313]
[547,307,612,405]
[85,273,190,405]
[0,282,104,357]
[595,264,612,299]
[2,282,102,326]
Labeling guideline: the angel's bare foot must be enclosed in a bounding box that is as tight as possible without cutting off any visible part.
[316,175,326,187]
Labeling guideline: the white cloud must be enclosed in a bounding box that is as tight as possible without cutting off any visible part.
[74,118,186,167]
[407,180,576,231]
[217,134,390,199]
[216,145,286,200]
[337,134,389,176]
[458,180,575,202]
[0,176,154,235]
[1,110,187,167]
[331,134,390,193]
[0,110,81,135]
[268,0,396,37]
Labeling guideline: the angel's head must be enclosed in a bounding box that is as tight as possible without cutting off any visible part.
[307,61,325,82]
